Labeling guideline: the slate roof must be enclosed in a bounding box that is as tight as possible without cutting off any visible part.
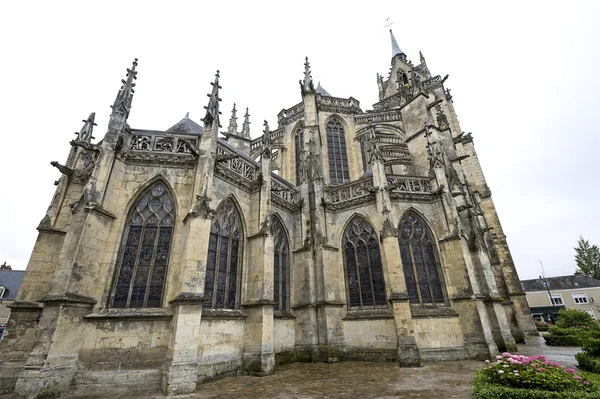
[166,113,204,135]
[521,274,600,292]
[316,82,332,97]
[0,270,25,299]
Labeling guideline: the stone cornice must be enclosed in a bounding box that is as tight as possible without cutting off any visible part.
[84,308,173,320]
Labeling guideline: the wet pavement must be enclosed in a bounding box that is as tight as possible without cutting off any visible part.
[49,334,587,398]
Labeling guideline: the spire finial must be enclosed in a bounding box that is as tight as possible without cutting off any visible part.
[111,58,138,119]
[202,70,222,126]
[227,103,238,135]
[300,56,314,94]
[74,112,97,143]
[263,120,270,148]
[185,112,190,119]
[240,107,251,138]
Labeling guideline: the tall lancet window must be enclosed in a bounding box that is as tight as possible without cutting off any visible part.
[272,216,290,311]
[343,216,387,309]
[326,119,350,184]
[295,125,304,185]
[111,181,174,308]
[398,212,446,305]
[204,198,243,309]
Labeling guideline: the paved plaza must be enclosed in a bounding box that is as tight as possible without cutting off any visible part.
[57,334,581,399]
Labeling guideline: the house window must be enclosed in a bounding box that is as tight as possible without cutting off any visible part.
[295,125,304,185]
[326,119,350,185]
[204,198,243,309]
[0,286,6,299]
[550,294,563,305]
[111,181,174,308]
[398,212,446,305]
[343,216,387,309]
[573,293,589,304]
[272,217,290,311]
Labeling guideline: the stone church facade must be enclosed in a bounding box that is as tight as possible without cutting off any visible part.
[0,31,537,397]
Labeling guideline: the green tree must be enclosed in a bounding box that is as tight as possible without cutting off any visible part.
[575,236,600,280]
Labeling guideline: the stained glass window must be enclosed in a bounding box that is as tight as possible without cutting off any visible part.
[204,198,243,309]
[295,125,304,185]
[398,212,446,305]
[111,181,174,308]
[326,119,350,185]
[272,216,290,311]
[343,216,387,309]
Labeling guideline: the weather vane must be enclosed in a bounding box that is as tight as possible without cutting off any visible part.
[384,17,395,30]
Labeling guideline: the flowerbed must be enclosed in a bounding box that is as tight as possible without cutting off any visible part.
[474,352,600,398]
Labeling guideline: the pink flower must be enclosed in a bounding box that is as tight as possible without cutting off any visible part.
[495,355,503,359]
[575,376,583,381]
[538,367,545,372]
[584,381,589,385]
[566,368,576,373]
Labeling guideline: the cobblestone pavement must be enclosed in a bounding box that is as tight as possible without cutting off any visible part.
[57,335,582,399]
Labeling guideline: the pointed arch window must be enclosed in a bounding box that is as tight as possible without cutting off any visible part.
[204,198,243,309]
[272,217,290,311]
[295,125,304,185]
[326,119,350,184]
[111,181,174,308]
[343,216,387,309]
[398,212,446,305]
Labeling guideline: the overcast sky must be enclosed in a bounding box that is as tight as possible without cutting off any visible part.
[1,1,599,281]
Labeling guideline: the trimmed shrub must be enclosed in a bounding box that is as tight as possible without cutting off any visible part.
[543,325,595,346]
[582,330,600,357]
[577,352,600,374]
[473,370,600,398]
[544,334,582,346]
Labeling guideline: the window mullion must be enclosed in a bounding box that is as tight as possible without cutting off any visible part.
[354,244,364,308]
[213,233,221,308]
[127,225,145,308]
[407,232,422,304]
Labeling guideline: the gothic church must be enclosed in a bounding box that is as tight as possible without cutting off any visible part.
[0,30,537,397]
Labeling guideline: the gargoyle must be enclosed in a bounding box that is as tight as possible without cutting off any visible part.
[51,161,74,177]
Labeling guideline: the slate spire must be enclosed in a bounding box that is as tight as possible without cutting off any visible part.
[111,58,138,120]
[202,70,222,127]
[227,103,238,135]
[240,107,251,138]
[300,56,315,94]
[389,29,407,61]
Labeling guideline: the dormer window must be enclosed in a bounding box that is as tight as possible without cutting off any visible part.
[0,286,6,299]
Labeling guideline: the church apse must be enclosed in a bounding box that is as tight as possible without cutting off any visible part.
[0,27,536,397]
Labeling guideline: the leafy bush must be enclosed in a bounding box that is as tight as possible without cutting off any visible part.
[556,309,598,330]
[473,369,600,398]
[577,352,600,374]
[582,330,600,357]
[543,325,596,346]
[537,326,550,332]
[478,353,592,393]
[544,333,582,346]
